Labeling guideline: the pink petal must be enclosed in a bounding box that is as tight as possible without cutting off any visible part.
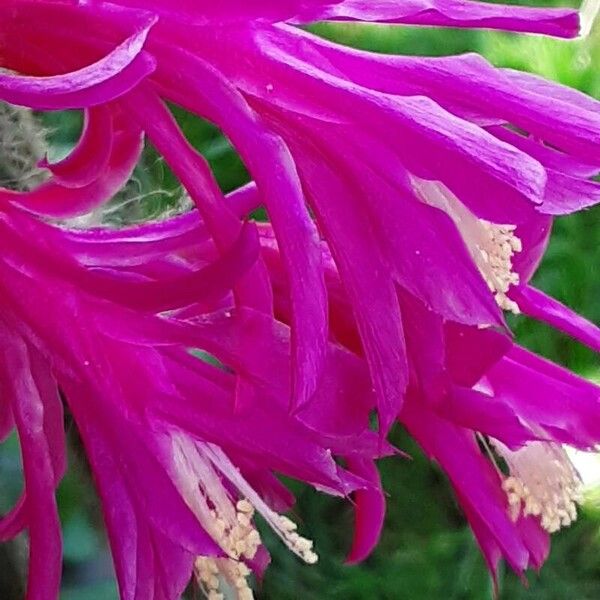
[511,285,600,353]
[3,124,143,217]
[152,50,329,410]
[0,493,27,542]
[487,352,600,449]
[40,105,114,188]
[345,457,385,564]
[0,328,62,600]
[316,0,579,37]
[123,86,274,313]
[0,18,157,109]
[402,400,531,574]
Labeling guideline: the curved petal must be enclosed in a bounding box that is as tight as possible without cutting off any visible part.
[511,285,600,353]
[402,400,532,575]
[0,493,27,542]
[58,183,256,268]
[265,30,600,167]
[193,26,547,223]
[150,356,362,495]
[26,343,66,483]
[289,140,407,433]
[345,457,385,564]
[316,0,579,37]
[146,53,330,410]
[487,351,600,449]
[2,125,143,218]
[0,328,62,600]
[488,126,600,179]
[113,0,342,23]
[122,87,274,316]
[39,106,114,188]
[82,221,260,312]
[0,16,156,107]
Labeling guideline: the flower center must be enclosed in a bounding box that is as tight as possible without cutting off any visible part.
[411,178,522,313]
[194,498,317,600]
[493,440,583,533]
[165,434,317,599]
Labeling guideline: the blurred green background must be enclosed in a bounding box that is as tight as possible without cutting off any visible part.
[2,4,600,599]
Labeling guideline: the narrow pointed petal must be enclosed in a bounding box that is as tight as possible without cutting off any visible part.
[3,125,143,218]
[511,285,600,353]
[40,105,114,188]
[317,0,579,37]
[293,147,407,432]
[345,457,385,564]
[152,51,329,410]
[0,19,157,109]
[123,87,274,314]
[0,493,27,542]
[402,401,531,575]
[487,353,600,448]
[26,344,66,482]
[0,329,62,600]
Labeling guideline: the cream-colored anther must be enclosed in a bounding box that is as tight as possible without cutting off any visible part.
[477,221,522,314]
[411,177,522,314]
[166,436,320,599]
[494,441,583,533]
[195,557,222,599]
[195,555,255,600]
[276,515,318,564]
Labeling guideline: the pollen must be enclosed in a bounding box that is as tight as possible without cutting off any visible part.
[411,177,522,313]
[169,436,318,599]
[210,499,261,561]
[496,441,583,533]
[195,556,254,600]
[476,221,522,314]
[276,515,319,564]
[194,499,317,599]
[194,500,260,600]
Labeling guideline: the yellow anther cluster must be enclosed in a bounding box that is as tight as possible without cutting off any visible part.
[170,440,319,599]
[195,555,255,600]
[410,177,522,315]
[477,222,522,314]
[208,499,261,562]
[277,515,318,564]
[195,499,261,600]
[499,444,583,533]
[195,558,222,599]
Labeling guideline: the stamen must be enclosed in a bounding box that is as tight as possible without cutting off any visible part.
[162,434,318,600]
[411,178,522,314]
[276,515,318,564]
[493,440,583,533]
[478,221,522,314]
[195,556,254,600]
[203,443,319,566]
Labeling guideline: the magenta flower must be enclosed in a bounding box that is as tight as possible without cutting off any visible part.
[0,201,388,599]
[0,0,600,598]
